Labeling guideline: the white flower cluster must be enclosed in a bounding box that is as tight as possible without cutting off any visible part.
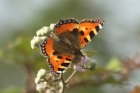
[35,69,47,92]
[35,69,61,92]
[30,24,55,49]
[36,27,51,36]
[30,36,46,49]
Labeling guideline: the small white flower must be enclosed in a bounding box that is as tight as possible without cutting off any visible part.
[50,24,55,30]
[30,36,46,49]
[40,36,47,40]
[35,77,41,84]
[30,36,41,49]
[37,69,47,78]
[36,27,51,36]
[36,82,47,92]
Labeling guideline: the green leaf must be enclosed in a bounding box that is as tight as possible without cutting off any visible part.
[83,50,100,57]
[106,57,122,71]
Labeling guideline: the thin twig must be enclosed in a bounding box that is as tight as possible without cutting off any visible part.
[53,74,63,83]
[60,70,77,93]
[65,70,77,84]
[60,73,65,93]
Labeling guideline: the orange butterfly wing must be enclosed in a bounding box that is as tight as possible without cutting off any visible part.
[40,38,73,73]
[78,18,104,48]
[54,18,79,33]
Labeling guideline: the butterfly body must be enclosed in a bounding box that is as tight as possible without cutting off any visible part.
[40,18,104,74]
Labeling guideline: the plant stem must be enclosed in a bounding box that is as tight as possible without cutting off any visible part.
[60,73,65,93]
[58,70,77,93]
[65,70,77,84]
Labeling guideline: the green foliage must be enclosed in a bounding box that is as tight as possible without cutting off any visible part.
[67,86,101,93]
[0,87,23,93]
[84,50,99,57]
[106,57,122,72]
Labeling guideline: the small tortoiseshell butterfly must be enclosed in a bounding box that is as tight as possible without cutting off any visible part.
[40,18,104,74]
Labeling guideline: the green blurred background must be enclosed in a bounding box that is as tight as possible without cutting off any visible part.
[0,0,140,93]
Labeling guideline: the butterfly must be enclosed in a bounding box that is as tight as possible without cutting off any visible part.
[40,18,104,74]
